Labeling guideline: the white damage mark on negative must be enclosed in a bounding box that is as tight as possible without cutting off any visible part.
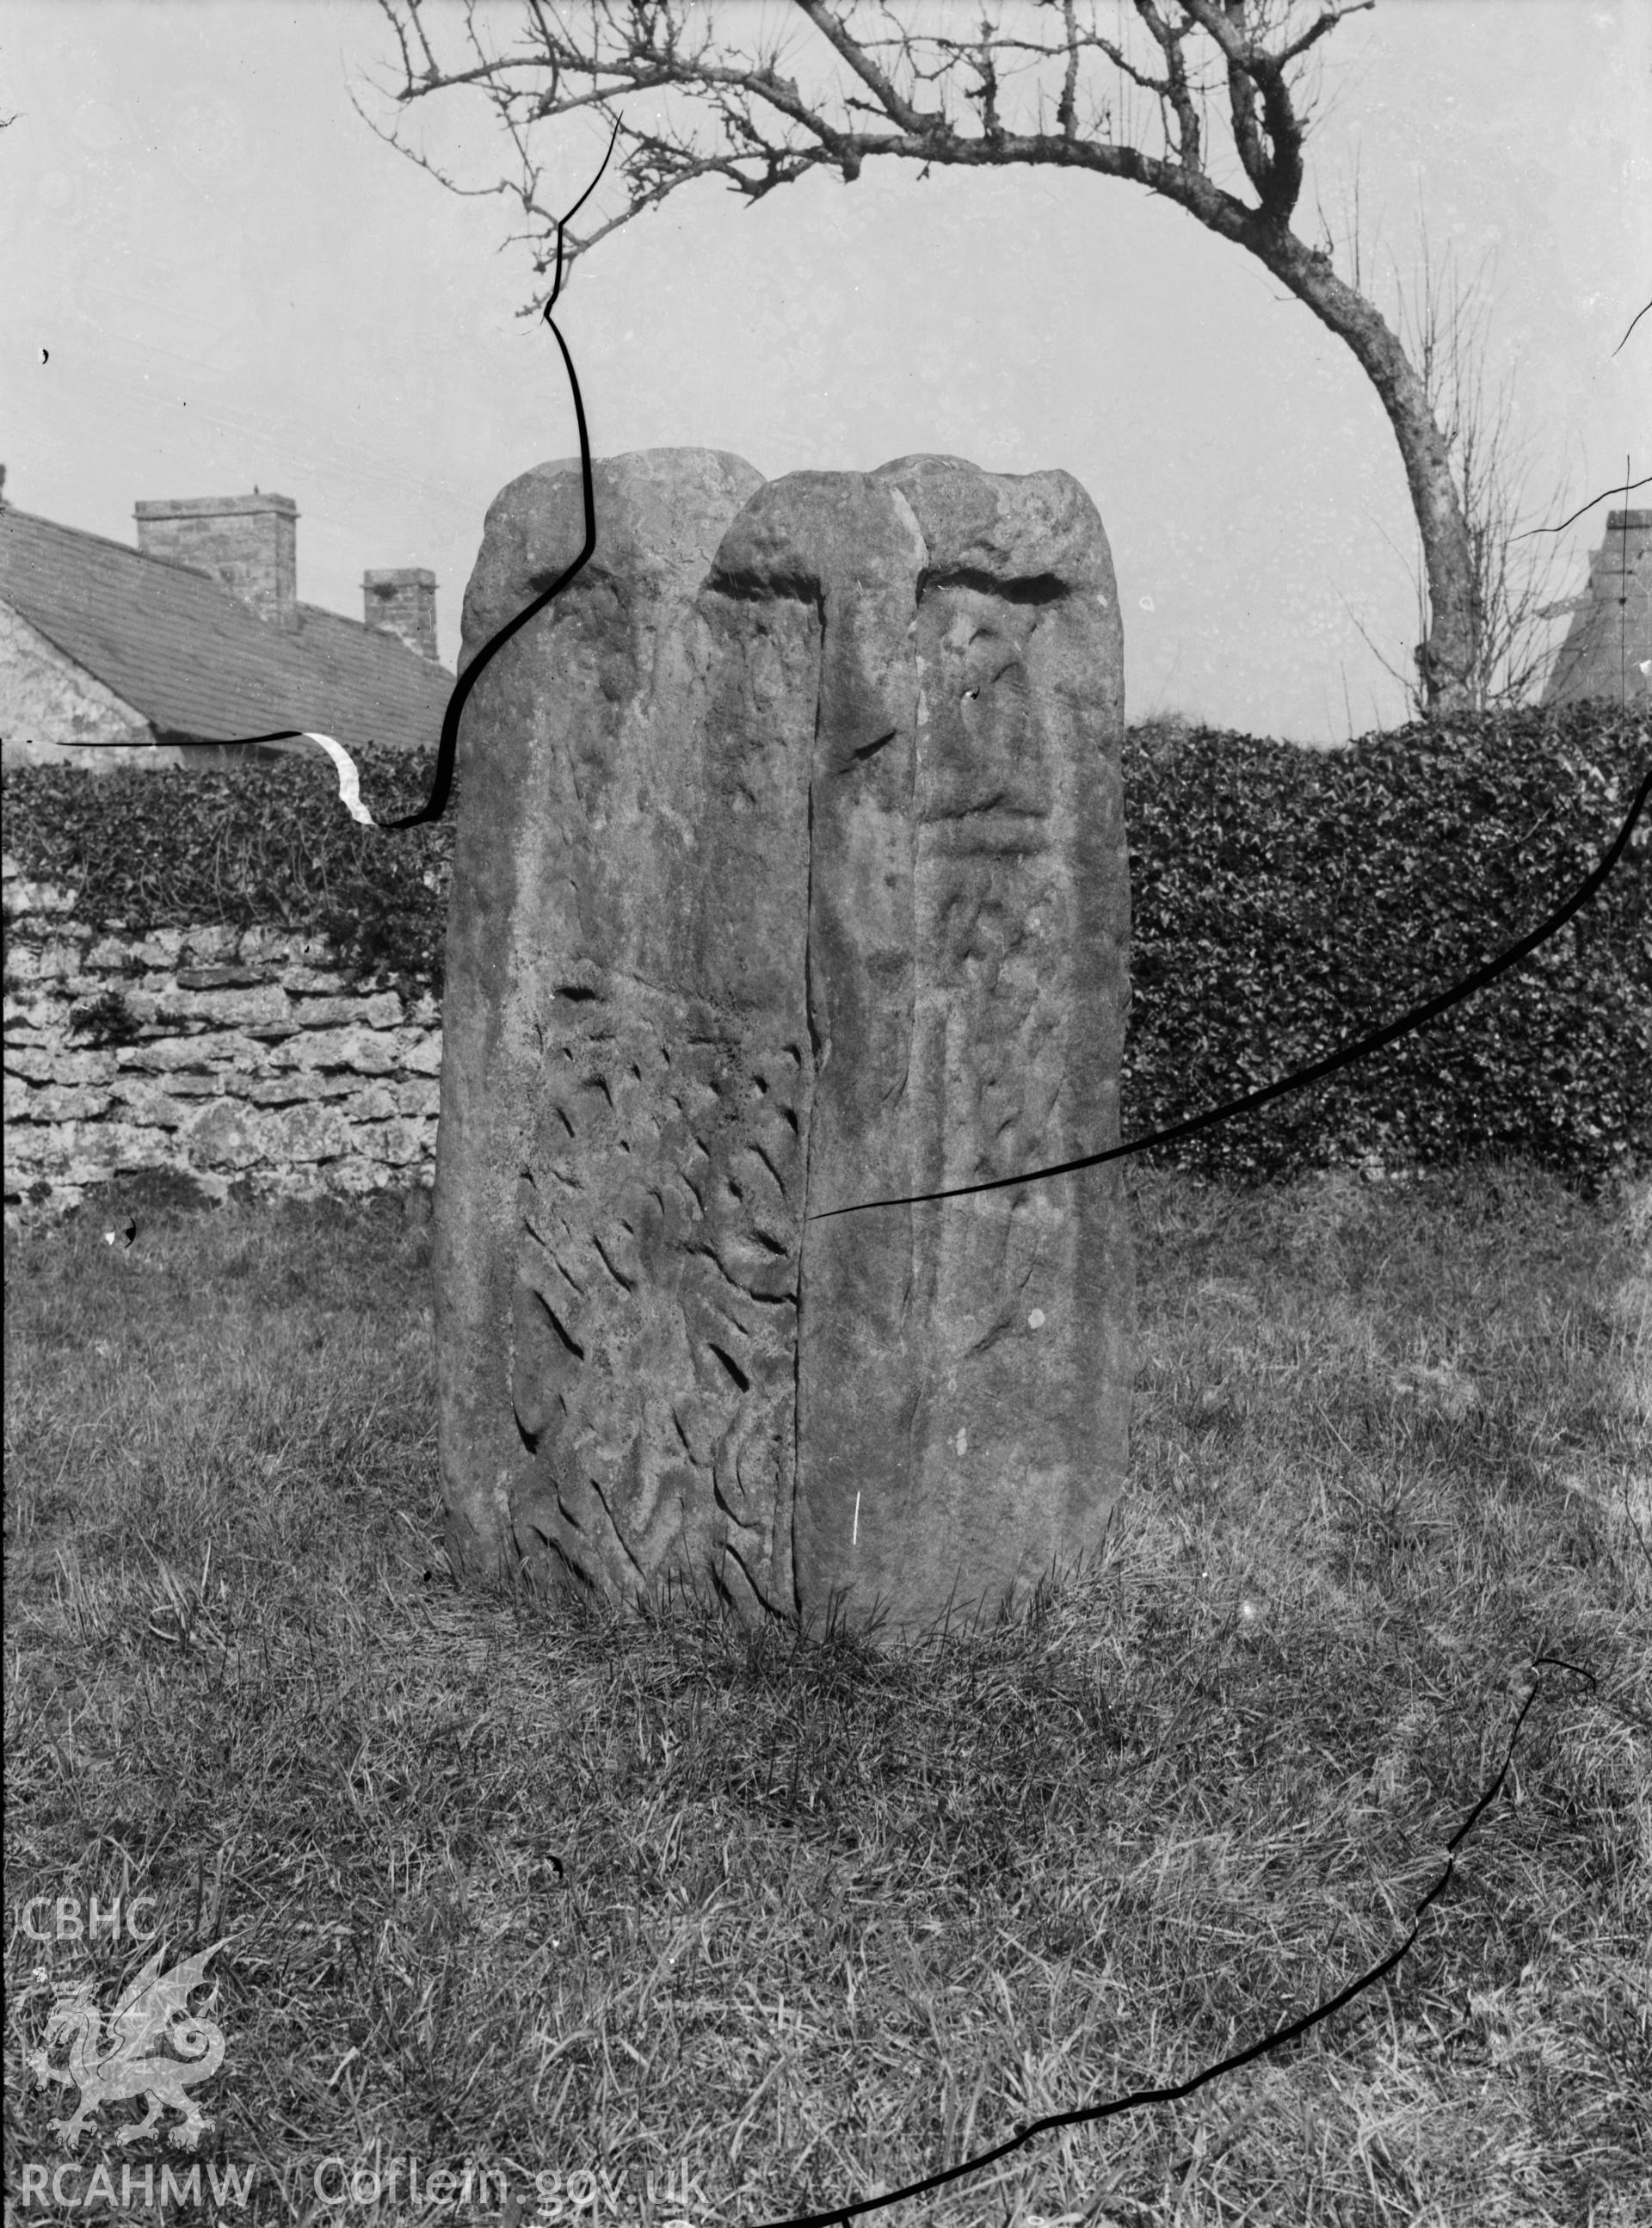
[954,1428,967,1457]
[1027,1308,1045,1330]
[852,1490,860,1546]
[302,733,375,825]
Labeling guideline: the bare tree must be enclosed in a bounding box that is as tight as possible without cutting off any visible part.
[1343,210,1575,717]
[359,0,1485,717]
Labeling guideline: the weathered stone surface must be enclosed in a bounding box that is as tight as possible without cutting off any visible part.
[393,1077,441,1119]
[359,1117,430,1167]
[104,1080,201,1126]
[8,942,83,984]
[133,932,188,966]
[273,1025,398,1073]
[4,1046,118,1085]
[435,447,792,1628]
[793,453,1133,1639]
[151,1075,221,1100]
[262,1101,352,1162]
[435,447,1131,1645]
[180,928,243,963]
[151,984,292,1031]
[175,965,272,992]
[287,992,405,1028]
[13,1081,115,1122]
[181,1099,267,1168]
[3,878,80,919]
[235,1071,360,1108]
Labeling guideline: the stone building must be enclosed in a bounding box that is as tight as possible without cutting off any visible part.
[0,472,453,772]
[1542,507,1652,709]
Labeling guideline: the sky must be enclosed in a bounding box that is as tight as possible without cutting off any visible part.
[3,0,1648,748]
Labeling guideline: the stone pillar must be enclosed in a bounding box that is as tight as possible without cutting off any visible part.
[794,454,1133,1640]
[435,447,1132,1647]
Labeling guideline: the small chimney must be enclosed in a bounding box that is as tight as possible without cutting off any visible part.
[134,493,299,631]
[363,569,439,662]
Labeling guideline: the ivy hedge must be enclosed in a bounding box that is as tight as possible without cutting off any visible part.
[2,740,458,1009]
[1118,701,1648,1197]
[3,701,1646,1197]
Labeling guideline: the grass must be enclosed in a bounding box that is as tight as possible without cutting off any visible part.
[4,1152,1649,2228]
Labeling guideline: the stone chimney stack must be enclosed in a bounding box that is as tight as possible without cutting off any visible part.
[1543,508,1652,707]
[363,569,439,662]
[134,493,299,631]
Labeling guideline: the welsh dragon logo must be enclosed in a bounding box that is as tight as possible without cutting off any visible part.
[27,1940,230,2151]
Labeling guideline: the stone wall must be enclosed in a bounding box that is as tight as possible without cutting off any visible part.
[3,852,441,1221]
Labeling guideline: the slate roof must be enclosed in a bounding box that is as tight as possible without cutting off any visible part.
[0,505,453,751]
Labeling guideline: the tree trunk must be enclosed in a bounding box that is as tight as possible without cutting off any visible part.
[1242,223,1476,719]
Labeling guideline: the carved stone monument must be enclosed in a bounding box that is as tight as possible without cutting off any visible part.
[435,447,1132,1645]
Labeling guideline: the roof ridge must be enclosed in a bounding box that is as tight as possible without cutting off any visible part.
[3,508,451,678]
[2,503,215,573]
[295,599,454,677]
[2,507,452,750]
[3,504,245,607]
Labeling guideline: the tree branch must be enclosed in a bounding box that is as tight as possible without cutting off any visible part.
[356,0,1484,713]
[789,0,953,141]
